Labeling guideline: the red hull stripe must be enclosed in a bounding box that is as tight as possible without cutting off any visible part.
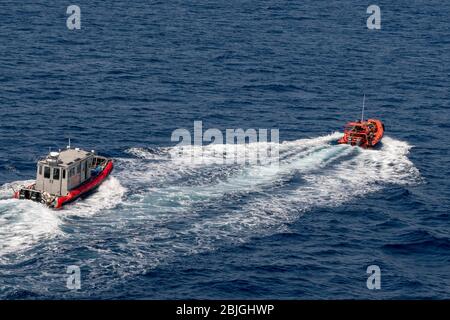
[55,160,114,208]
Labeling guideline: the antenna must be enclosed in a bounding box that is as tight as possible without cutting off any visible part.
[361,94,366,122]
[67,138,71,149]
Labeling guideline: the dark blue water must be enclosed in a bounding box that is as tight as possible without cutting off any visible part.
[0,0,449,299]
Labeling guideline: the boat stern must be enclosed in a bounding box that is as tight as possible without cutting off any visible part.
[16,187,44,203]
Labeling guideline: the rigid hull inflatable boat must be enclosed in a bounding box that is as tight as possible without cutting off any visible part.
[338,119,385,148]
[13,146,113,208]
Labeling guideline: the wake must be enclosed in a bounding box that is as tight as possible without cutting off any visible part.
[0,177,126,259]
[113,132,420,257]
[0,133,420,264]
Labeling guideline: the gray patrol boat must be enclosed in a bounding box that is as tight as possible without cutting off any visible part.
[14,144,113,208]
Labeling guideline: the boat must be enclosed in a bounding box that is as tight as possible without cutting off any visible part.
[337,96,385,148]
[13,144,113,208]
[337,119,384,148]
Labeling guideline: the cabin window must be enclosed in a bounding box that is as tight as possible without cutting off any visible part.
[44,166,51,179]
[77,164,81,174]
[81,161,86,180]
[39,165,42,175]
[69,167,75,177]
[53,168,60,180]
[62,170,66,179]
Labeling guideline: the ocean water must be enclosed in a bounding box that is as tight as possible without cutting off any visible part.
[0,0,449,299]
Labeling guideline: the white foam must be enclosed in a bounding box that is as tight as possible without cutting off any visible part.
[192,135,421,240]
[0,177,126,259]
[62,177,127,217]
[0,180,34,200]
[125,133,349,204]
[120,133,421,255]
[0,198,61,258]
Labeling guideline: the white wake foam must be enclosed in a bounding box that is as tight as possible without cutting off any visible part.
[0,177,126,259]
[0,199,61,258]
[191,135,421,241]
[114,133,421,259]
[62,177,127,217]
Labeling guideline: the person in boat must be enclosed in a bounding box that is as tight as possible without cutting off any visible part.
[91,164,103,176]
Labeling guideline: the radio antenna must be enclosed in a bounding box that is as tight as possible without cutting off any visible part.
[361,94,366,122]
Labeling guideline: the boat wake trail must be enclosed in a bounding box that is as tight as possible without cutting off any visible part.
[0,133,420,277]
[105,133,421,270]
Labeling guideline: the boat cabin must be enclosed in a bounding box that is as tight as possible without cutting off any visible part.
[35,148,96,196]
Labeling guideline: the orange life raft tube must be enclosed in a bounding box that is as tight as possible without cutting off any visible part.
[338,119,384,148]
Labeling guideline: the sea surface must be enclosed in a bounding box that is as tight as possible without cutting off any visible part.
[0,0,449,299]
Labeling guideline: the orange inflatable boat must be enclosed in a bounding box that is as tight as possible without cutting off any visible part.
[338,119,384,148]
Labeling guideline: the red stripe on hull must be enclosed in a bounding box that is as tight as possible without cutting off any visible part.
[55,160,114,208]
